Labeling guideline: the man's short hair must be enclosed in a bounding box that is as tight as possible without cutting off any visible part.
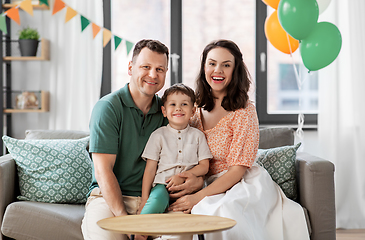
[132,39,169,63]
[161,83,196,105]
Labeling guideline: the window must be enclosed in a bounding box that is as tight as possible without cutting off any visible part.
[181,0,256,103]
[256,1,318,125]
[104,0,318,126]
[109,0,171,95]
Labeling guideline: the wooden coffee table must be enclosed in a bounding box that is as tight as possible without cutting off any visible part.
[97,213,236,240]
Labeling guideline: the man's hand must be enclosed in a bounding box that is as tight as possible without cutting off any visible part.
[167,172,204,199]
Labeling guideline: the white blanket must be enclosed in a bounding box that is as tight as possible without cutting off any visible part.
[191,165,310,240]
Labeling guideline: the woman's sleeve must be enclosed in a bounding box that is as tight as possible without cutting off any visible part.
[226,103,260,168]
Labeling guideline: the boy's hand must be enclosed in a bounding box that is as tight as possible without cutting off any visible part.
[166,175,185,189]
[137,199,147,215]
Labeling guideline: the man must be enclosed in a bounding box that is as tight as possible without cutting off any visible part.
[81,39,202,240]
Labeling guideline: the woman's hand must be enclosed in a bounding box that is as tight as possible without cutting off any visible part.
[167,172,204,199]
[168,192,203,213]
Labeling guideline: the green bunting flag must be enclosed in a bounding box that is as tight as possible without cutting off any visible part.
[80,15,90,32]
[126,40,134,55]
[39,0,49,6]
[114,36,122,50]
[0,15,7,35]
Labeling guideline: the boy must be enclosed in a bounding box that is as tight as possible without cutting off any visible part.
[138,83,212,215]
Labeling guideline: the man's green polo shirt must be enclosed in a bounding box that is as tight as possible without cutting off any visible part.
[89,84,168,197]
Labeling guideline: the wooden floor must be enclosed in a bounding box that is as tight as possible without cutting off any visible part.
[336,229,365,240]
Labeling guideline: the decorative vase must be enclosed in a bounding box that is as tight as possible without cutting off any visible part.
[18,39,39,56]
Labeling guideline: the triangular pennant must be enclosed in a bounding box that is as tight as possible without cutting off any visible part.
[103,29,112,47]
[65,6,78,23]
[0,15,8,35]
[126,40,134,55]
[52,0,65,15]
[80,15,90,32]
[114,35,122,50]
[39,0,49,6]
[92,23,101,39]
[5,7,20,25]
[20,0,34,16]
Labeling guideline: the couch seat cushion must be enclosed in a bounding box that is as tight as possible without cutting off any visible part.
[1,201,85,240]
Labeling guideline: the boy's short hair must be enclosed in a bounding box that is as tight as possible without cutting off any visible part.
[161,83,196,105]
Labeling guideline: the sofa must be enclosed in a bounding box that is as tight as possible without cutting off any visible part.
[0,127,335,240]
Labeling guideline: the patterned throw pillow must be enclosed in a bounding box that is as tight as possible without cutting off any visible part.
[2,136,92,204]
[256,143,301,200]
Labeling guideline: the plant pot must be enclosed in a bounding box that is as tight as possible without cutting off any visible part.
[18,39,39,56]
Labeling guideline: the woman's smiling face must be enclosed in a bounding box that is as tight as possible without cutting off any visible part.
[204,47,235,96]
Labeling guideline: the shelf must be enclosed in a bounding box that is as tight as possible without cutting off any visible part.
[3,91,49,113]
[3,1,49,10]
[3,38,50,61]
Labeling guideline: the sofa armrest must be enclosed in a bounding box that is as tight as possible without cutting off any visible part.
[296,152,336,240]
[0,154,17,233]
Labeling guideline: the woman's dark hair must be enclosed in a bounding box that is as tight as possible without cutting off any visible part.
[161,83,196,105]
[132,39,169,63]
[195,39,252,112]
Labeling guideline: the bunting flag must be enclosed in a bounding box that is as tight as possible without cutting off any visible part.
[103,29,112,47]
[0,0,134,56]
[52,0,65,15]
[19,0,33,16]
[80,15,90,32]
[114,36,122,50]
[92,23,101,39]
[39,0,49,7]
[5,7,20,25]
[126,41,134,55]
[65,6,77,23]
[0,15,7,35]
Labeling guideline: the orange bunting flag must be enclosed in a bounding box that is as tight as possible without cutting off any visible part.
[20,0,34,16]
[53,0,66,15]
[65,7,78,23]
[5,7,20,25]
[103,29,112,47]
[92,23,101,39]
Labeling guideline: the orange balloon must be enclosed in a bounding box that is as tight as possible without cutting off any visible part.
[264,11,299,54]
[262,0,280,9]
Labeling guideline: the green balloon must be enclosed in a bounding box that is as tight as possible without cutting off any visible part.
[278,0,319,40]
[300,22,342,71]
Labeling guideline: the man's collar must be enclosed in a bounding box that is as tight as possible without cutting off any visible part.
[121,83,161,114]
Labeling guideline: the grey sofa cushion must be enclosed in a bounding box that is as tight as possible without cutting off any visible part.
[25,129,90,140]
[259,127,294,149]
[1,201,85,240]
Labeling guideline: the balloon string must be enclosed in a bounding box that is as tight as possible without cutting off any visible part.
[286,33,305,150]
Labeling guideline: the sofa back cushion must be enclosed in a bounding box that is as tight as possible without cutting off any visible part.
[25,130,90,140]
[259,127,294,149]
[2,136,92,203]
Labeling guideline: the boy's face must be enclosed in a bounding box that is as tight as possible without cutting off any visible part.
[161,92,195,130]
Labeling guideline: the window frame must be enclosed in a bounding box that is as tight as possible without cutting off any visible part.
[103,0,318,126]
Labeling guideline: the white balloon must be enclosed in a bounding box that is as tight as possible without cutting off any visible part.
[317,0,332,14]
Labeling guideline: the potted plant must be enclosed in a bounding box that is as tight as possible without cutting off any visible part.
[18,27,40,56]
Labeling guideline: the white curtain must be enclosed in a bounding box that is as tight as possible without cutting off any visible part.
[318,0,365,228]
[47,0,103,131]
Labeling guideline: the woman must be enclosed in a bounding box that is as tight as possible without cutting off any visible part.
[169,40,309,240]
